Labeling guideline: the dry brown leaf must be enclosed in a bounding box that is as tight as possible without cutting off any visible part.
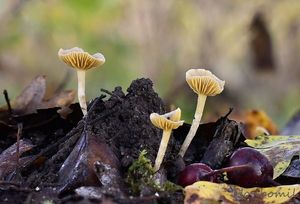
[12,75,46,115]
[0,75,76,117]
[40,90,76,109]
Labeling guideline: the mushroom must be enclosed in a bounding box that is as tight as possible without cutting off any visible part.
[178,69,225,157]
[150,108,184,171]
[58,47,105,115]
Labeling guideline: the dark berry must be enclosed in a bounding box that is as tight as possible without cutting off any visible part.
[177,163,217,187]
[227,147,274,188]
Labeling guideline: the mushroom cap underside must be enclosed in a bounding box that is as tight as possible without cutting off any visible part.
[58,47,105,70]
[186,69,225,96]
[150,108,184,130]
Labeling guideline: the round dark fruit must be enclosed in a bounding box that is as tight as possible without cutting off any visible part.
[227,147,274,188]
[177,163,217,187]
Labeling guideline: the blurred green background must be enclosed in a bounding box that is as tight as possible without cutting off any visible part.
[1,0,300,128]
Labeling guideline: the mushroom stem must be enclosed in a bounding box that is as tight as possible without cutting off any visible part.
[154,130,172,171]
[77,70,87,115]
[179,94,207,157]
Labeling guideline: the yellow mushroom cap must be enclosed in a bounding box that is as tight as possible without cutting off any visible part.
[186,69,225,96]
[58,47,105,70]
[150,108,184,131]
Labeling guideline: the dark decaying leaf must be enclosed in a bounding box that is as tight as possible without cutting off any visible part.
[173,122,216,164]
[58,125,121,193]
[277,158,300,185]
[282,158,300,178]
[0,139,34,180]
[200,112,246,169]
[0,103,82,164]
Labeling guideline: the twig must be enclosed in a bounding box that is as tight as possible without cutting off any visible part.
[0,180,33,192]
[0,180,21,186]
[16,123,23,170]
[100,88,123,101]
[3,89,12,115]
[224,108,234,118]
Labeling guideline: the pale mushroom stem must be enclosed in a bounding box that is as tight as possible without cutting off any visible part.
[154,129,172,171]
[179,94,207,157]
[77,70,87,116]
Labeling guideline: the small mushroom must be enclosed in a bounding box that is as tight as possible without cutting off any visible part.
[58,47,105,115]
[179,69,225,157]
[150,108,184,171]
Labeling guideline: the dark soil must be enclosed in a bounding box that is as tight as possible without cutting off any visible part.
[88,78,168,168]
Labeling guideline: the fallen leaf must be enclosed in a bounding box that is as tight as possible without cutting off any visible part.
[0,75,76,117]
[282,158,300,178]
[40,90,76,109]
[200,114,245,169]
[12,75,46,115]
[0,139,34,180]
[41,90,76,119]
[58,125,120,193]
[245,135,300,178]
[184,181,300,204]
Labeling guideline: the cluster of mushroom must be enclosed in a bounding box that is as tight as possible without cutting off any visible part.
[57,47,225,171]
[150,69,225,171]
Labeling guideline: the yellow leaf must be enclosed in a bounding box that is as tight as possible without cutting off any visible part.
[246,135,300,178]
[184,181,300,204]
[246,135,300,148]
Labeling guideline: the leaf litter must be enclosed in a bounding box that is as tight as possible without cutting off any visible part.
[0,76,299,203]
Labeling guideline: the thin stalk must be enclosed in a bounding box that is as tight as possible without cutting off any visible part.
[77,70,87,116]
[3,90,12,115]
[179,94,207,157]
[16,123,23,169]
[201,164,253,179]
[201,164,280,187]
[154,130,172,171]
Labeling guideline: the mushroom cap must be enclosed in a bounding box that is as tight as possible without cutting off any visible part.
[58,47,105,70]
[186,69,225,96]
[150,108,184,131]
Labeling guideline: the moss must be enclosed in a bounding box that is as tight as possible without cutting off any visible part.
[126,150,182,195]
[162,180,183,192]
